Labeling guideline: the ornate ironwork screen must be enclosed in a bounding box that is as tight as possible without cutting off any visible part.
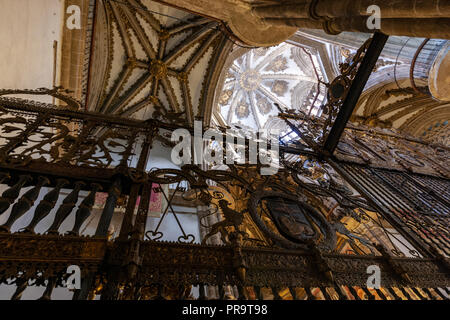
[0,94,448,300]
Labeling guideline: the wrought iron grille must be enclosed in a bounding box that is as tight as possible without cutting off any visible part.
[338,163,450,258]
[0,95,448,300]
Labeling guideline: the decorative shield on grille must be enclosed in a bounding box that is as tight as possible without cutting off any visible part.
[266,197,319,243]
[248,190,336,250]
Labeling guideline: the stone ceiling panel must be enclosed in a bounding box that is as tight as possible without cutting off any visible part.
[213,42,328,130]
[86,0,232,125]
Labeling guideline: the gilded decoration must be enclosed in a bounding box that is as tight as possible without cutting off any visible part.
[256,94,272,114]
[338,47,396,73]
[149,60,168,79]
[235,101,250,119]
[264,55,288,72]
[219,89,233,105]
[350,39,450,145]
[239,70,262,92]
[422,121,450,146]
[271,80,289,96]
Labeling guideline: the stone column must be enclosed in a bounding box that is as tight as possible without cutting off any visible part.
[153,0,450,46]
[325,17,450,38]
[253,0,450,38]
[254,0,450,20]
[314,0,450,19]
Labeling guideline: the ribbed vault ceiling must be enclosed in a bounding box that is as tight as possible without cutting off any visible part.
[352,80,450,147]
[86,0,232,125]
[212,41,330,132]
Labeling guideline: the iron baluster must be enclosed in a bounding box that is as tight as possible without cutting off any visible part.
[69,183,102,235]
[433,288,449,300]
[95,177,122,237]
[118,130,153,239]
[24,179,68,233]
[46,181,85,234]
[375,288,388,300]
[422,288,437,300]
[386,287,403,300]
[134,182,152,240]
[198,284,207,300]
[319,286,333,300]
[410,287,427,300]
[347,286,361,300]
[334,285,348,300]
[288,287,298,300]
[10,277,28,300]
[305,287,315,300]
[0,175,32,216]
[399,287,413,300]
[0,176,49,232]
[38,278,57,300]
[271,287,282,300]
